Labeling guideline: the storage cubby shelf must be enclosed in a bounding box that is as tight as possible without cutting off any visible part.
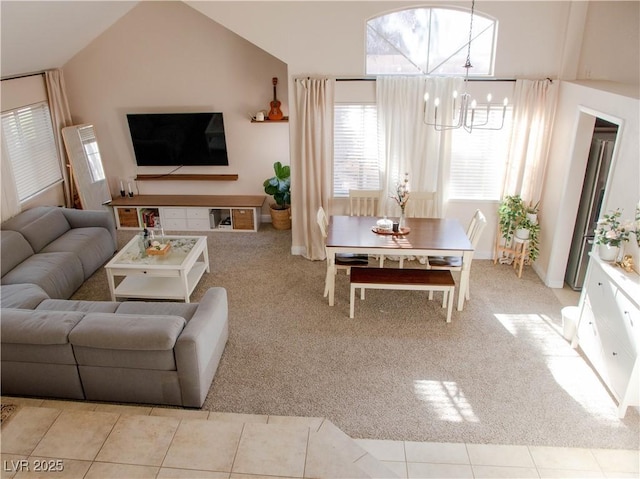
[110,195,265,232]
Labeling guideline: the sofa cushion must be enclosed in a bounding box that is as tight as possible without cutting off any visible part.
[116,301,198,322]
[36,299,121,314]
[69,314,186,371]
[1,207,71,253]
[70,313,186,350]
[1,252,84,299]
[1,309,85,365]
[0,284,49,309]
[1,309,85,345]
[0,231,35,277]
[42,227,116,279]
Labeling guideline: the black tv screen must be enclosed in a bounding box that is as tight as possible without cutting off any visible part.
[126,112,229,166]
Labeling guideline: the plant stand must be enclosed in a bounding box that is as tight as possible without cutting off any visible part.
[511,238,530,278]
[494,226,529,277]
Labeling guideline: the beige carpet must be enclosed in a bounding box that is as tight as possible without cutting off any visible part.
[73,226,639,449]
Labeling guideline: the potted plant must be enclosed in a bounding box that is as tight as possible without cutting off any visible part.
[498,195,526,243]
[263,161,291,230]
[594,208,633,261]
[498,195,541,262]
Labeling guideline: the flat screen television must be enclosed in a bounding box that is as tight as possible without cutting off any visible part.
[126,112,229,166]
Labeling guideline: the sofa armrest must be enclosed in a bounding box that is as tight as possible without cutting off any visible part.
[61,208,117,251]
[174,287,229,407]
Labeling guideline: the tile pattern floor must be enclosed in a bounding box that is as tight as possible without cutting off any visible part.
[1,397,638,479]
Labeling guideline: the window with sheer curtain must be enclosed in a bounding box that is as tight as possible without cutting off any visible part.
[333,102,512,201]
[449,108,513,200]
[1,102,62,202]
[333,104,380,197]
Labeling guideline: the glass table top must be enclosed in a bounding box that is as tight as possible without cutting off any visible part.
[113,236,201,266]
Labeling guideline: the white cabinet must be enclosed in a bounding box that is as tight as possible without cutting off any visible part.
[575,254,640,417]
[162,207,211,231]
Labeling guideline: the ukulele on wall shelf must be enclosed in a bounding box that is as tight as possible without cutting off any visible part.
[268,77,284,121]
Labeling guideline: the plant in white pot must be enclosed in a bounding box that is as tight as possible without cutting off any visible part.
[498,195,541,262]
[594,208,633,261]
[263,161,291,230]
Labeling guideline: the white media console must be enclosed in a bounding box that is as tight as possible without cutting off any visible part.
[110,195,266,233]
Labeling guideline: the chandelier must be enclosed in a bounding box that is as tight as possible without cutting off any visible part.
[423,0,508,132]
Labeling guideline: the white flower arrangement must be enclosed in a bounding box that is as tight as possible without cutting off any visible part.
[390,173,410,214]
[594,208,634,248]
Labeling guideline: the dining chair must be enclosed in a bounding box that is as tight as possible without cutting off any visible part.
[426,209,487,301]
[404,191,436,218]
[317,207,369,297]
[349,189,382,216]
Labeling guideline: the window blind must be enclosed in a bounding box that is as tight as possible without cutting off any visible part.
[449,109,513,200]
[1,102,62,202]
[333,105,380,197]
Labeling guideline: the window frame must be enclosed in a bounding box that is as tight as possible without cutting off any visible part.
[366,6,498,77]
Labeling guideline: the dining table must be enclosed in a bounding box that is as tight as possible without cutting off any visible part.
[325,215,474,311]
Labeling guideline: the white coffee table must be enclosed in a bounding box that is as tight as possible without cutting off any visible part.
[104,235,209,303]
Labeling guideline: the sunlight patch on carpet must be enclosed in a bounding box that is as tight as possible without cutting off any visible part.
[495,313,621,422]
[414,380,478,422]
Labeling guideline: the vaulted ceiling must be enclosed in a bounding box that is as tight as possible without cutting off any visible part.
[1,1,139,78]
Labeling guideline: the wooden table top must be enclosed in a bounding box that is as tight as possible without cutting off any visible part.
[326,215,473,252]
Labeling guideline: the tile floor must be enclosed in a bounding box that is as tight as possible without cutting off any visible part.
[1,397,638,479]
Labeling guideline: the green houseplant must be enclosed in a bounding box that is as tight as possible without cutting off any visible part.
[263,161,291,230]
[498,195,540,262]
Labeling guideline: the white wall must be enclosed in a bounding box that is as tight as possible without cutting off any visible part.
[62,1,289,218]
[578,1,640,84]
[539,81,640,286]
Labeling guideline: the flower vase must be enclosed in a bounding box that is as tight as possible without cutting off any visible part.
[398,211,406,230]
[598,244,619,262]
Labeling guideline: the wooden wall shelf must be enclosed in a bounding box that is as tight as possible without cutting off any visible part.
[135,174,238,182]
[250,116,289,123]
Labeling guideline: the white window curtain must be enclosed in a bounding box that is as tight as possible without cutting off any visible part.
[45,69,74,208]
[0,140,20,220]
[502,79,558,205]
[376,76,462,217]
[293,77,335,260]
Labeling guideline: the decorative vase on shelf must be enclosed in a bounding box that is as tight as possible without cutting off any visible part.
[598,244,619,262]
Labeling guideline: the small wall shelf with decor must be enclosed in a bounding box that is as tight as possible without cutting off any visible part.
[110,195,265,232]
[250,116,289,123]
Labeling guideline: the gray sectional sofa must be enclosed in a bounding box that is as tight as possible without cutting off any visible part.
[0,206,229,408]
[1,206,117,298]
[1,284,228,407]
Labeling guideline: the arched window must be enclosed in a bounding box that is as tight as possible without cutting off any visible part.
[366,7,497,76]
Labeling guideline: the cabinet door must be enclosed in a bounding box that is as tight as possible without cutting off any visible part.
[163,208,187,219]
[616,291,640,356]
[163,218,188,230]
[186,218,211,230]
[577,298,606,376]
[186,208,209,220]
[597,321,636,400]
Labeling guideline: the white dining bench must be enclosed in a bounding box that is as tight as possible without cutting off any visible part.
[349,267,455,322]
